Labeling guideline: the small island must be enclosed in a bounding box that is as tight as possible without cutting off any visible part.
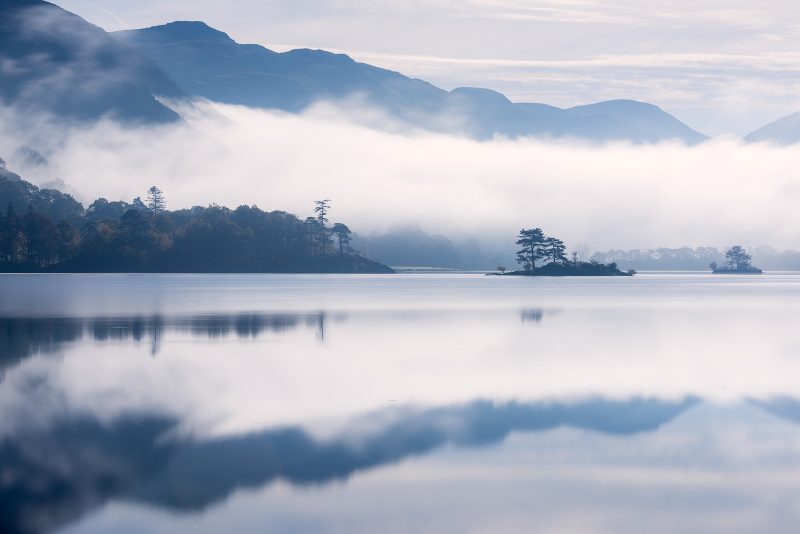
[492,227,633,277]
[710,246,762,274]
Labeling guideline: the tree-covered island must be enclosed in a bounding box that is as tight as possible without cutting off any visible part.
[0,168,393,273]
[709,246,763,274]
[493,227,633,277]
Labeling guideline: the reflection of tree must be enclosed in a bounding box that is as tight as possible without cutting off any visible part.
[0,397,698,534]
[520,309,544,324]
[0,312,340,371]
[0,317,84,375]
[307,312,327,341]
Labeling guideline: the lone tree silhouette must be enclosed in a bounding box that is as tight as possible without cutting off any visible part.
[725,246,753,270]
[544,236,567,265]
[314,199,331,226]
[310,199,333,255]
[516,227,547,272]
[331,222,352,254]
[146,186,166,213]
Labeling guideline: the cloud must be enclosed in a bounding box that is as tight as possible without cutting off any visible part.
[3,100,800,252]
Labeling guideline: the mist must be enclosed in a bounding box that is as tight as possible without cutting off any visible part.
[3,100,800,252]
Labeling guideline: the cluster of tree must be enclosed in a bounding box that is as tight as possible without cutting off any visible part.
[304,199,353,256]
[0,175,391,273]
[515,228,569,272]
[510,227,630,276]
[710,246,761,273]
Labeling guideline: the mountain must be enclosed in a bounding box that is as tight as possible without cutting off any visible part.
[0,3,707,143]
[567,100,709,145]
[115,21,447,118]
[115,21,707,144]
[744,112,800,145]
[0,0,185,124]
[0,157,22,182]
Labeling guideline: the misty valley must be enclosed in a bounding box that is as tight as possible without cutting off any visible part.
[4,0,800,533]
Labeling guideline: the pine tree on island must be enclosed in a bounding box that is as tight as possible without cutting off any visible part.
[710,246,762,274]
[500,227,632,277]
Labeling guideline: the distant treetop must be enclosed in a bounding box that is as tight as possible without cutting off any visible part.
[146,186,166,213]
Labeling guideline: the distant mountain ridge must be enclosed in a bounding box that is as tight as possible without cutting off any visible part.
[744,112,800,145]
[115,21,708,144]
[0,0,185,124]
[0,0,709,143]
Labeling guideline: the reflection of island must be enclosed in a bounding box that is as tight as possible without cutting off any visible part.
[0,397,697,534]
[0,312,336,368]
[520,309,544,323]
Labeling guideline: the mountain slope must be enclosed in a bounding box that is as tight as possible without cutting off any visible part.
[744,112,800,145]
[567,100,708,145]
[0,157,22,182]
[0,0,185,124]
[114,21,447,117]
[447,88,668,142]
[116,21,707,144]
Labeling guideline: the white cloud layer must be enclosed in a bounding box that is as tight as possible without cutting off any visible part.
[3,101,800,252]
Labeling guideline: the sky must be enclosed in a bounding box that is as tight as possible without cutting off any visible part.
[56,0,800,137]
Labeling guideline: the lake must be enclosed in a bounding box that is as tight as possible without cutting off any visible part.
[2,273,800,533]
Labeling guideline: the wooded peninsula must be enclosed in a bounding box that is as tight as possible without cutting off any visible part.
[0,170,393,273]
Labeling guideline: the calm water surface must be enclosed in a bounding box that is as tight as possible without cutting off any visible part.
[2,273,800,533]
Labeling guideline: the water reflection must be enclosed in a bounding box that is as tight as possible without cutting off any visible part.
[520,309,544,323]
[0,397,696,534]
[4,274,800,533]
[1,307,542,377]
[750,397,800,424]
[0,312,335,364]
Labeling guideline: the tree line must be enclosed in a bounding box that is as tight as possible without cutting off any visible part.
[0,178,363,272]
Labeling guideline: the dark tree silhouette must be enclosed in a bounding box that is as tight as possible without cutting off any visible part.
[724,246,753,270]
[304,216,325,256]
[55,220,78,262]
[146,186,166,213]
[1,204,22,264]
[87,198,138,221]
[314,199,331,226]
[23,206,59,267]
[132,197,148,211]
[331,223,352,254]
[508,227,628,276]
[516,228,546,272]
[311,200,333,255]
[0,179,391,273]
[544,237,567,265]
